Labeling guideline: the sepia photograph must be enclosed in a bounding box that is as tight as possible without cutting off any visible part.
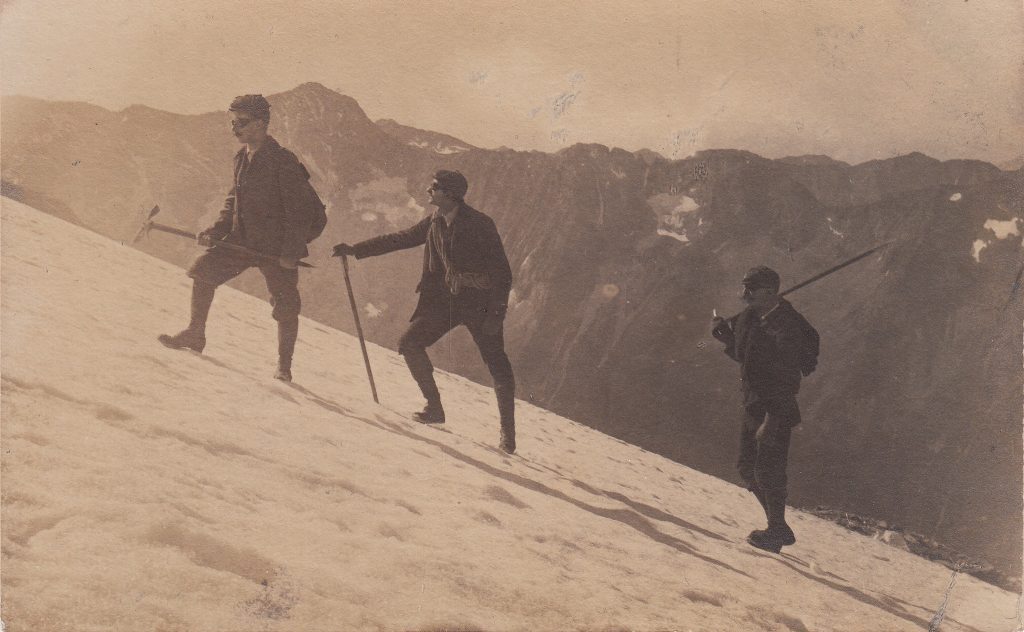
[1,1,1022,630]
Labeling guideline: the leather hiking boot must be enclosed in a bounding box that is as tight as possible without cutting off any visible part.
[158,329,206,353]
[499,428,516,454]
[413,401,445,424]
[274,364,292,382]
[762,490,794,545]
[749,526,796,545]
[747,530,783,553]
[772,524,796,546]
[747,524,796,553]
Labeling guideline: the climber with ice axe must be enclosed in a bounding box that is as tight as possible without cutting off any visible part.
[132,205,314,268]
[149,94,326,382]
[709,242,890,554]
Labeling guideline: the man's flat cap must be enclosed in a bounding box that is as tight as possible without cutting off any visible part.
[229,94,271,120]
[742,266,781,291]
[434,170,469,200]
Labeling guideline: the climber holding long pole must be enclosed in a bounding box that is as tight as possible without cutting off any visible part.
[709,242,891,554]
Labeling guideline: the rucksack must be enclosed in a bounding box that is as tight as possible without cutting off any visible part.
[796,314,820,376]
[296,162,327,243]
[271,145,327,243]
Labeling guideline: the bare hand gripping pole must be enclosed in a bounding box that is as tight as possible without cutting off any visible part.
[340,254,379,404]
[131,205,314,268]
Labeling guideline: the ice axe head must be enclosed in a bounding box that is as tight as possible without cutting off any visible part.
[131,205,161,244]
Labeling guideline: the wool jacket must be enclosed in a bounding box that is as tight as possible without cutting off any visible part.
[208,136,315,260]
[351,203,513,321]
[716,298,817,406]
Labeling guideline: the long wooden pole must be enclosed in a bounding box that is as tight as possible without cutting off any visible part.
[340,255,379,404]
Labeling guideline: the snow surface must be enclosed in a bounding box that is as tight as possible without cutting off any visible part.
[1,198,1019,631]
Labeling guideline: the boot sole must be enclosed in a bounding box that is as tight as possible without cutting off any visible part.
[157,335,205,353]
[746,532,795,553]
[748,529,796,546]
[746,534,783,553]
[412,415,445,425]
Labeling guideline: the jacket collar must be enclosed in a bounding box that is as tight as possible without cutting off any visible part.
[433,201,474,227]
[235,135,280,162]
[760,297,793,322]
[739,297,792,325]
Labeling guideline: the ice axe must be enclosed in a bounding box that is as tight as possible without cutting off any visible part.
[131,205,314,268]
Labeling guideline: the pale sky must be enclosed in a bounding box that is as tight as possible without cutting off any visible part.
[2,0,1022,164]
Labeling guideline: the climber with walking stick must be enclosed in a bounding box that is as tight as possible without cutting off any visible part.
[332,170,517,454]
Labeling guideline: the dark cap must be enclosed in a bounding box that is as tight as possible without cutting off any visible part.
[433,170,468,200]
[742,266,780,292]
[229,94,271,121]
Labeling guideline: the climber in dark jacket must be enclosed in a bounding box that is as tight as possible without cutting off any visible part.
[712,265,819,553]
[333,170,517,454]
[158,94,320,382]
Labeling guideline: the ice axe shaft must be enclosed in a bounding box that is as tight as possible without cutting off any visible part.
[149,222,314,268]
[779,241,892,297]
[715,241,892,320]
[132,205,313,268]
[340,254,379,404]
[146,221,198,241]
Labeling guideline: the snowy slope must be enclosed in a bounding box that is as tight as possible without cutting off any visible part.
[0,198,1018,631]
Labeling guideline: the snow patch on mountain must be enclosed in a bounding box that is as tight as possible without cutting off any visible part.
[983,217,1021,239]
[648,192,700,242]
[971,217,1022,261]
[407,140,471,154]
[970,239,987,262]
[347,176,425,228]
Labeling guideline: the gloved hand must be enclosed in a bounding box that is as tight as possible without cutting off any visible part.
[196,230,217,247]
[711,316,732,342]
[332,243,356,257]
